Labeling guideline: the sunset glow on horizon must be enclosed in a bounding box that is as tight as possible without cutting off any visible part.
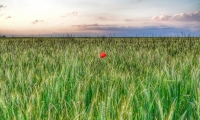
[0,0,200,37]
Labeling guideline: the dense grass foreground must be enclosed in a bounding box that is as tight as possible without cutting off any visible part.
[0,37,200,120]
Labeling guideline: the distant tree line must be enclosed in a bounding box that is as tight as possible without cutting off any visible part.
[0,35,6,38]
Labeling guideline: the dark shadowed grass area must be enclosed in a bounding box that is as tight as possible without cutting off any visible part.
[0,37,200,119]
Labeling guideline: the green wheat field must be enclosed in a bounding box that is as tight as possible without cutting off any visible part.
[0,36,200,120]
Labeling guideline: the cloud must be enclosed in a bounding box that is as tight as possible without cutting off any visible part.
[72,24,116,29]
[0,5,4,8]
[125,19,135,22]
[97,16,106,20]
[6,16,11,19]
[173,11,200,22]
[0,5,7,9]
[152,15,171,21]
[3,25,198,37]
[71,24,195,36]
[152,11,200,22]
[70,12,78,16]
[32,20,44,24]
[60,11,78,18]
[0,14,5,17]
[96,16,116,21]
[77,25,170,31]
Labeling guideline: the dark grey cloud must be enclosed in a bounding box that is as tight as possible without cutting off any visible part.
[32,20,44,24]
[152,11,200,22]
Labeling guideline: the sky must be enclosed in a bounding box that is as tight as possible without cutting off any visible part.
[0,0,200,37]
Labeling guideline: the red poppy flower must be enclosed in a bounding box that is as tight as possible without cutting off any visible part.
[100,52,107,58]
